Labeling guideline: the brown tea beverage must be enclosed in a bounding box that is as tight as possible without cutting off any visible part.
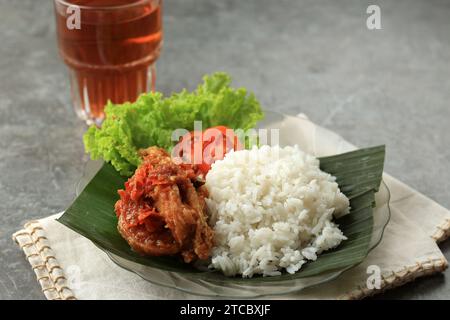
[54,0,163,125]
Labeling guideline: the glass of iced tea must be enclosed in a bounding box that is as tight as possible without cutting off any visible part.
[54,0,163,126]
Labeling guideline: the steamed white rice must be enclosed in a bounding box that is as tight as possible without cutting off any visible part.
[205,145,350,277]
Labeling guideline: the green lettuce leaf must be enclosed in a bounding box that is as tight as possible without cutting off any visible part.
[83,73,265,176]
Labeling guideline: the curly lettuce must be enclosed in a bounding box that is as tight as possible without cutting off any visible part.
[83,72,265,176]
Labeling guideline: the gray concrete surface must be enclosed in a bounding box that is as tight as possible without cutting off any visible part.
[0,0,449,299]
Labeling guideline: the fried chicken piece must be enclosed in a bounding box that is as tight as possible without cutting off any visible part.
[115,147,214,262]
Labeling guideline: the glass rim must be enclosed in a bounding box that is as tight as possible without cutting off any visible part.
[54,0,159,11]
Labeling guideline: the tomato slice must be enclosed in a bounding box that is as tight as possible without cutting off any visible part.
[174,126,242,175]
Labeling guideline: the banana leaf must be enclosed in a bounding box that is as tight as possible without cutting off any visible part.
[58,145,385,281]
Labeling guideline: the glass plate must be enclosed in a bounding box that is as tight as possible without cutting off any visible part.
[75,111,391,298]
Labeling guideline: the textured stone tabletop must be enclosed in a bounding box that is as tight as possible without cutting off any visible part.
[1,0,449,299]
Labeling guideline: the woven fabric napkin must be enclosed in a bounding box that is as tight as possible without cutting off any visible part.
[12,114,450,300]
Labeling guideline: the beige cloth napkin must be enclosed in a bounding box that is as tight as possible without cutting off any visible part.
[12,114,450,300]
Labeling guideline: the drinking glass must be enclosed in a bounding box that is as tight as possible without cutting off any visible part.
[53,0,163,126]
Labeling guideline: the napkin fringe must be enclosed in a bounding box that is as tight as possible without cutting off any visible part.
[12,219,449,300]
[12,221,76,300]
[433,218,450,243]
[341,257,448,300]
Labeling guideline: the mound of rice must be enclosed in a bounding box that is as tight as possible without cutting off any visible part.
[205,145,350,277]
